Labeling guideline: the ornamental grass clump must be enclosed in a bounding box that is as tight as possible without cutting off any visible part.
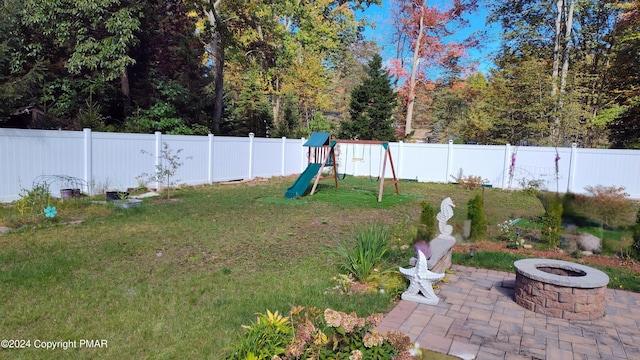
[224,306,415,359]
[330,224,390,282]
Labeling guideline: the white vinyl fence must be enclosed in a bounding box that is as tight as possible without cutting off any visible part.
[332,140,640,199]
[0,129,306,202]
[1,128,640,202]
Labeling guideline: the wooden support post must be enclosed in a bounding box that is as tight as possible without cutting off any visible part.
[378,143,399,202]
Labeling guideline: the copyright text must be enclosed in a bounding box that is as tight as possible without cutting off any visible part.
[1,339,108,350]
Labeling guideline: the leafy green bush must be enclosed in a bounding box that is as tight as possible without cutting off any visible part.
[223,310,291,359]
[330,224,390,282]
[584,185,633,229]
[467,194,487,241]
[416,201,436,242]
[631,208,640,261]
[541,196,563,247]
[224,307,415,359]
[15,184,51,216]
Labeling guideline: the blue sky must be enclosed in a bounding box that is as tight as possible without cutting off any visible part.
[357,0,503,75]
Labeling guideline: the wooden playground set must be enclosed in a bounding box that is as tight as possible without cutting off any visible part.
[284,132,399,202]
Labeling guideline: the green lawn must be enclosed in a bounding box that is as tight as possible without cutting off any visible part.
[0,176,635,359]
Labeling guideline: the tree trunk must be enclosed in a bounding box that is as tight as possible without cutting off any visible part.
[121,67,131,117]
[405,9,425,137]
[272,77,281,128]
[205,0,224,134]
[559,0,575,97]
[551,0,563,97]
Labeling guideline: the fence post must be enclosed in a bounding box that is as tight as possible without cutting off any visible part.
[281,137,287,176]
[398,141,404,180]
[567,143,577,193]
[300,137,306,172]
[155,131,162,190]
[83,128,92,194]
[248,133,255,179]
[502,143,511,189]
[208,133,214,184]
[446,140,454,183]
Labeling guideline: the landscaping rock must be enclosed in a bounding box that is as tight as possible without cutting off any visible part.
[578,233,602,252]
[564,223,579,232]
[0,226,10,235]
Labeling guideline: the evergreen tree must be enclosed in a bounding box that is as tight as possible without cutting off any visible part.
[340,54,397,141]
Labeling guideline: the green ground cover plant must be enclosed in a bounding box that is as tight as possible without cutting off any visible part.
[0,176,637,359]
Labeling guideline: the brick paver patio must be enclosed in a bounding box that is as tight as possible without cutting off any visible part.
[376,265,640,360]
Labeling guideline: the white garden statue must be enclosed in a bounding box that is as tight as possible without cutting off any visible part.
[399,250,445,305]
[400,197,456,305]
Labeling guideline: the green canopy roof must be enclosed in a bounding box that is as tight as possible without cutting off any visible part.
[303,132,331,147]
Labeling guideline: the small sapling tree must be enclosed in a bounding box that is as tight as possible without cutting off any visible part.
[141,142,192,199]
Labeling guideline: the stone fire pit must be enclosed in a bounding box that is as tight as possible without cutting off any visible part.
[514,259,609,320]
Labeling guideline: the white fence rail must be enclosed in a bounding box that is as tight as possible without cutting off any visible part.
[1,128,639,202]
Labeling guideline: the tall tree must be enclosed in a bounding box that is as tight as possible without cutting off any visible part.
[22,0,142,94]
[193,0,379,135]
[339,54,397,141]
[200,0,226,133]
[607,0,640,148]
[0,0,45,124]
[550,0,575,143]
[391,0,478,136]
[489,0,620,146]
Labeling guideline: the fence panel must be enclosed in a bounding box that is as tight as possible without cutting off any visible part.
[572,148,640,198]
[449,144,507,187]
[161,134,210,187]
[398,143,449,182]
[91,132,156,193]
[211,136,250,182]
[1,129,85,199]
[505,146,571,193]
[252,137,283,178]
[284,138,305,175]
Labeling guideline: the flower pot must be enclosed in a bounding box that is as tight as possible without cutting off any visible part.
[106,191,129,201]
[61,189,73,200]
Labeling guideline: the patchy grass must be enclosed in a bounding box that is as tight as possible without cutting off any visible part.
[452,251,528,272]
[0,177,637,359]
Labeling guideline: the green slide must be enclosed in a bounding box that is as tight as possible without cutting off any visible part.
[285,163,322,199]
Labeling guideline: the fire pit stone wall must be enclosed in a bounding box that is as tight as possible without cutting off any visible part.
[514,259,609,320]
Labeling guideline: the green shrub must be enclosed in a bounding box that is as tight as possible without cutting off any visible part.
[15,184,51,216]
[467,194,486,241]
[416,201,436,242]
[584,185,633,229]
[223,310,291,359]
[330,224,390,282]
[631,208,640,261]
[541,196,563,247]
[224,307,414,359]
